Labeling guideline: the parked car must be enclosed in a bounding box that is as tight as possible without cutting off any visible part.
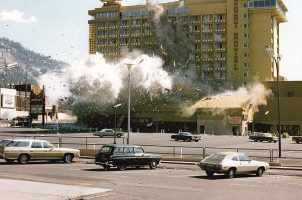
[171,132,201,142]
[292,136,302,144]
[249,132,278,143]
[95,144,161,171]
[93,129,125,138]
[198,152,269,178]
[0,139,80,164]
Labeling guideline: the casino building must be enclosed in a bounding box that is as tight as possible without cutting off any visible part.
[88,0,288,87]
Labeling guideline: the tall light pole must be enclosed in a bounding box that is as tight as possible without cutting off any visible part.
[125,59,144,144]
[125,64,133,144]
[113,103,122,144]
[265,45,282,158]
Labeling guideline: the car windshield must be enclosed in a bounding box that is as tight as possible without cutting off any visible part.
[42,142,54,148]
[6,141,30,147]
[204,154,226,163]
[0,140,11,146]
[100,146,112,153]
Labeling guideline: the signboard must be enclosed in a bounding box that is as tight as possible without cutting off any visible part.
[1,94,15,108]
[229,116,242,125]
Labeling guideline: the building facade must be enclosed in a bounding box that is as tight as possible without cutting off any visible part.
[88,0,288,87]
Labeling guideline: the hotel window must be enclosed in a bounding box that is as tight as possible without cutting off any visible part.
[243,62,249,67]
[244,33,249,38]
[243,24,248,29]
[243,53,248,58]
[244,43,248,48]
[243,14,248,19]
[243,72,248,77]
[287,91,295,97]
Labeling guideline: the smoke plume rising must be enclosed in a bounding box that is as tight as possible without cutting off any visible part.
[38,51,172,106]
[182,82,272,118]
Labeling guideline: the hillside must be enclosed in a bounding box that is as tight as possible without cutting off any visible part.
[0,37,67,86]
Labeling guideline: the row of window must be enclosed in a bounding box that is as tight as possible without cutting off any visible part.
[248,0,276,8]
[96,12,119,19]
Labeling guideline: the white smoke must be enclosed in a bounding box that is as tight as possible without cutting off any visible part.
[146,1,164,23]
[38,51,172,105]
[183,82,272,117]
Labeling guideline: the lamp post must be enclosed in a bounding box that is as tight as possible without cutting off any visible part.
[125,59,143,144]
[125,64,133,144]
[113,103,122,144]
[265,45,282,158]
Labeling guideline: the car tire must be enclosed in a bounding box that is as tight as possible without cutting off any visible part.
[63,154,74,164]
[149,160,158,169]
[5,159,14,164]
[117,134,121,138]
[99,135,103,138]
[226,168,236,179]
[256,167,264,177]
[103,165,110,171]
[188,139,192,142]
[175,138,178,141]
[206,170,214,177]
[195,140,199,142]
[274,141,277,143]
[268,140,272,143]
[118,162,127,171]
[18,154,29,164]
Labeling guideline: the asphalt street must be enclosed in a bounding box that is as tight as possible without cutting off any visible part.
[0,160,302,200]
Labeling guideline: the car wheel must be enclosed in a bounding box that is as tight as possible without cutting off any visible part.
[188,139,192,142]
[99,135,103,138]
[274,141,277,143]
[175,138,178,141]
[254,140,257,142]
[117,134,121,138]
[5,159,14,164]
[256,167,264,177]
[18,154,29,164]
[206,170,214,177]
[268,140,272,143]
[118,162,127,171]
[226,168,236,179]
[195,140,199,142]
[149,160,158,169]
[103,165,110,171]
[63,154,74,164]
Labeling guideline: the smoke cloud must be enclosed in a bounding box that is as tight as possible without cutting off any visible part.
[38,51,172,106]
[182,82,272,118]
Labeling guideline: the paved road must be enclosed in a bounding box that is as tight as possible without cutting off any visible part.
[0,160,302,200]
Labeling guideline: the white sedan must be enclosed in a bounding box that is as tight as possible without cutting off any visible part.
[198,152,269,178]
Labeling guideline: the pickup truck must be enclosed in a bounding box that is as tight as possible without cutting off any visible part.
[93,129,125,138]
[171,132,202,142]
[292,137,302,144]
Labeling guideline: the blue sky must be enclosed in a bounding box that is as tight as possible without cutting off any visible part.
[0,0,301,80]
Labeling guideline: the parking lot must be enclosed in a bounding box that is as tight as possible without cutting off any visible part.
[1,130,302,164]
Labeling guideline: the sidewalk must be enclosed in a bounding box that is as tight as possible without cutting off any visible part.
[0,178,110,200]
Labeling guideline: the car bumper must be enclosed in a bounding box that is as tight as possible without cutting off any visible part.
[198,163,226,173]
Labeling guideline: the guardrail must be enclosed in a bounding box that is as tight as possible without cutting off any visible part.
[1,134,302,163]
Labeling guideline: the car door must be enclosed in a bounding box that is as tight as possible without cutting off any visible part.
[238,154,253,173]
[30,141,44,159]
[134,147,146,165]
[124,147,135,165]
[42,141,59,159]
[230,155,243,173]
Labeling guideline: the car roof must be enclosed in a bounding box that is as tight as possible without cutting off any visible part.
[9,139,50,143]
[214,152,246,156]
[102,144,142,148]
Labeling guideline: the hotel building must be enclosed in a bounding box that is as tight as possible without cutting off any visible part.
[88,0,288,87]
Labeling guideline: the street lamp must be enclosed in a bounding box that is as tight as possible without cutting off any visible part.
[265,45,282,158]
[113,103,122,144]
[125,59,144,144]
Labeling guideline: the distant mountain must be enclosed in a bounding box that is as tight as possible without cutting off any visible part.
[0,37,67,86]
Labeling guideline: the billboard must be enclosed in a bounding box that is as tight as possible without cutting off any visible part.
[1,94,15,108]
